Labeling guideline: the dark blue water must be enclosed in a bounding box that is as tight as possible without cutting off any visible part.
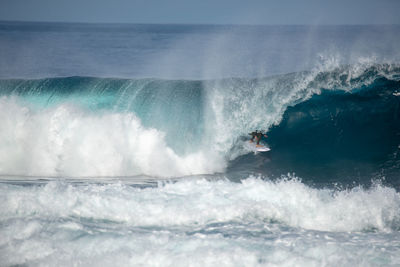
[1,21,400,266]
[229,74,400,187]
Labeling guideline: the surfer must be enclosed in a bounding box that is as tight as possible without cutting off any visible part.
[249,130,268,146]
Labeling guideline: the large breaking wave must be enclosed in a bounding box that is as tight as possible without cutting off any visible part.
[0,63,399,179]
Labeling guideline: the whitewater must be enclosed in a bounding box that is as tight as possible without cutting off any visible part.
[0,22,400,266]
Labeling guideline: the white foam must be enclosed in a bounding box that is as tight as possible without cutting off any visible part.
[0,97,226,177]
[1,177,400,266]
[1,176,399,232]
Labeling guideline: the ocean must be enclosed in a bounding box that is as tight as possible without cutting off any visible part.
[0,21,400,266]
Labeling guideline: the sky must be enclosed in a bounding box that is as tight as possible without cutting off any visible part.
[0,0,399,25]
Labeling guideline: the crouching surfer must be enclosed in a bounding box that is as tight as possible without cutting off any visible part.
[249,130,268,147]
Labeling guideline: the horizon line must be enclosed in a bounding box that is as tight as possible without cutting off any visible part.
[1,19,399,27]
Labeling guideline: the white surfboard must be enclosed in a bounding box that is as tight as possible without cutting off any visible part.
[245,141,271,152]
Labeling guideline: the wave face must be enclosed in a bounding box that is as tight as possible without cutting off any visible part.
[0,64,399,180]
[230,65,400,186]
[268,77,400,184]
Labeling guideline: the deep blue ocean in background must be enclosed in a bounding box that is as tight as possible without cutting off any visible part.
[1,21,400,266]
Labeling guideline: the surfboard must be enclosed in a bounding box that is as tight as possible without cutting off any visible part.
[245,141,271,152]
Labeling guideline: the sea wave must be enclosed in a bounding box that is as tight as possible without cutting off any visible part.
[0,63,399,178]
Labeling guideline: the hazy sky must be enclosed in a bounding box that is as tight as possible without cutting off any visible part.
[0,0,399,25]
